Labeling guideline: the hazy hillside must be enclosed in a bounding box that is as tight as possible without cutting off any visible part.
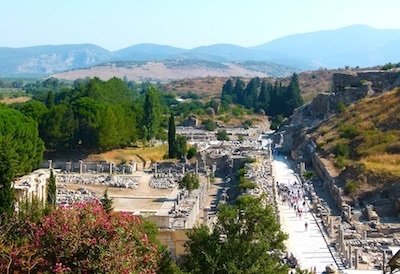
[253,25,400,68]
[1,25,400,77]
[0,44,110,76]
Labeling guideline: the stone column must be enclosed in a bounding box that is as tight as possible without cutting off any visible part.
[48,160,52,169]
[79,160,83,174]
[195,160,198,175]
[109,162,113,174]
[182,164,185,175]
[348,245,353,268]
[329,216,334,236]
[347,205,352,221]
[354,248,359,269]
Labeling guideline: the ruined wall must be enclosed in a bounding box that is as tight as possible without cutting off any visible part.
[332,71,400,93]
[311,150,346,211]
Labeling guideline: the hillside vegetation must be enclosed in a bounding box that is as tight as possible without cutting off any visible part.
[312,88,400,194]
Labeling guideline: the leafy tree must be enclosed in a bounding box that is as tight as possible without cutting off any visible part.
[270,115,285,130]
[216,130,230,141]
[45,90,55,109]
[100,188,113,213]
[47,169,57,208]
[143,87,162,144]
[202,118,217,131]
[178,173,200,194]
[175,135,188,159]
[168,113,176,158]
[181,196,288,274]
[0,108,45,216]
[187,146,197,159]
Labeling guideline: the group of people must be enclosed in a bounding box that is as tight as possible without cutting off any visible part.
[276,180,309,230]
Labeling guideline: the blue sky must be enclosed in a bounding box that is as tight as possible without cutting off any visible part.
[2,0,400,51]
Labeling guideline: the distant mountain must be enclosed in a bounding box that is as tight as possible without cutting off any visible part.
[113,43,186,61]
[1,25,400,77]
[252,25,400,68]
[0,44,110,76]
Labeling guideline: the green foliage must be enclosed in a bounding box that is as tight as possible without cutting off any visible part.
[337,101,346,113]
[181,196,288,274]
[344,181,359,194]
[0,108,45,216]
[270,115,285,130]
[187,146,197,159]
[339,124,359,139]
[175,135,188,159]
[178,173,200,194]
[100,188,113,213]
[232,105,245,118]
[242,119,253,129]
[216,129,230,141]
[334,142,349,157]
[222,74,303,119]
[302,171,316,180]
[168,113,176,158]
[238,177,257,190]
[0,201,168,273]
[47,169,57,208]
[202,118,217,131]
[143,87,162,143]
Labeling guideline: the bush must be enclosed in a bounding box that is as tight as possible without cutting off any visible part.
[339,125,359,139]
[334,142,349,157]
[344,181,358,194]
[386,142,400,154]
[0,201,167,273]
[187,146,197,159]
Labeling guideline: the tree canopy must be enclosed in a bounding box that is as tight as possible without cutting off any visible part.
[181,196,288,274]
[221,74,303,118]
[0,108,45,216]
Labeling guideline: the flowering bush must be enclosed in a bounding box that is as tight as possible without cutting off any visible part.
[1,201,165,273]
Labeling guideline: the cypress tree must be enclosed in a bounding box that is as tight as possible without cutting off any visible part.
[47,169,57,207]
[168,113,176,158]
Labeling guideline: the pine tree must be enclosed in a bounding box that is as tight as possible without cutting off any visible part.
[168,113,176,158]
[47,169,57,207]
[284,73,303,117]
[243,77,260,109]
[258,80,270,113]
[221,79,234,104]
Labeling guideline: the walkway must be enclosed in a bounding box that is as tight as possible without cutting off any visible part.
[273,154,338,273]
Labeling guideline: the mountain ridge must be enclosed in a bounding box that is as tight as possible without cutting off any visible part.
[1,25,400,77]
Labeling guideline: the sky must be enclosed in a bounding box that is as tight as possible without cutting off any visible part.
[2,0,400,51]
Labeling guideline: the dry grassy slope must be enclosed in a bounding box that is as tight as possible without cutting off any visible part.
[312,88,400,195]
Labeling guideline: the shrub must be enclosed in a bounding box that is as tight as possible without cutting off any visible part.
[387,142,400,154]
[339,125,359,139]
[344,181,359,194]
[0,201,167,273]
[187,146,197,159]
[334,142,349,157]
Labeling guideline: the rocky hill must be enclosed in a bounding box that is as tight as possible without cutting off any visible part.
[280,69,400,217]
